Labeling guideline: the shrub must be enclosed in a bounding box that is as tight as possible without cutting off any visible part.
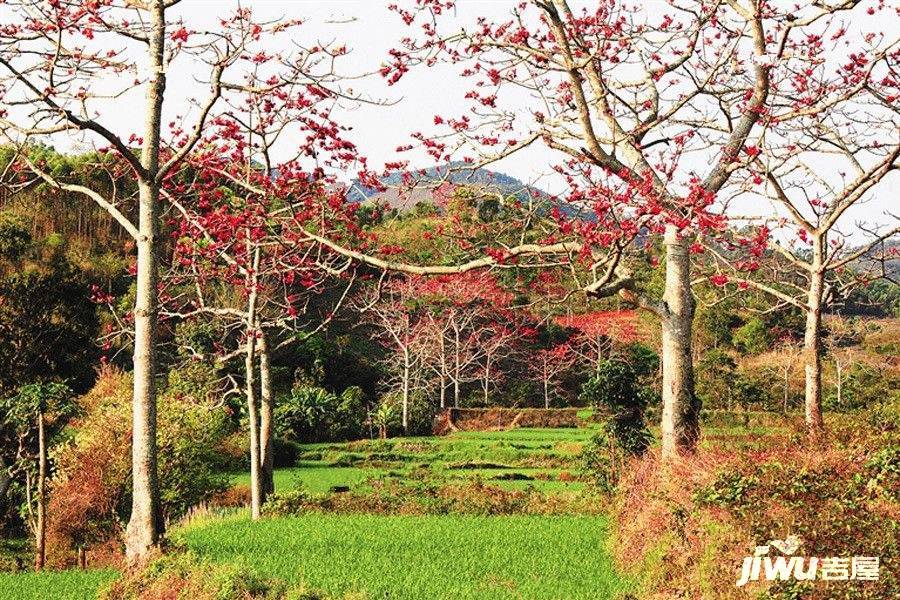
[579,360,652,456]
[733,317,772,355]
[46,368,230,567]
[825,362,898,412]
[100,548,290,600]
[275,385,366,443]
[578,425,618,492]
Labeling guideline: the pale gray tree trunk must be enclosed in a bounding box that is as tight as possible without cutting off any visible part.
[245,246,263,519]
[659,226,700,459]
[401,349,410,434]
[34,410,46,571]
[258,330,274,498]
[543,374,550,409]
[245,335,262,519]
[783,361,791,414]
[482,354,492,405]
[125,0,165,563]
[452,325,461,408]
[438,334,447,409]
[804,237,826,435]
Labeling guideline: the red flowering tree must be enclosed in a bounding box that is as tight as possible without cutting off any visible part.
[362,278,432,435]
[474,319,520,405]
[555,310,646,370]
[701,15,899,433]
[0,0,368,558]
[357,0,788,459]
[531,342,577,409]
[159,64,375,515]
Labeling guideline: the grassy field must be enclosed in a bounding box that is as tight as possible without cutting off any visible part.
[177,513,630,599]
[0,569,117,600]
[231,428,594,495]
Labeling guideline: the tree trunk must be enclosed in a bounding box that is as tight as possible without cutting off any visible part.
[482,357,491,405]
[401,352,410,434]
[245,246,263,519]
[659,225,700,460]
[453,327,461,408]
[125,0,166,564]
[245,335,262,519]
[835,357,843,409]
[258,330,274,498]
[34,411,46,571]
[803,239,825,436]
[783,363,790,414]
[543,376,550,410]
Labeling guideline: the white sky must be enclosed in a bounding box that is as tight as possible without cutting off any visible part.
[4,1,898,241]
[176,1,898,241]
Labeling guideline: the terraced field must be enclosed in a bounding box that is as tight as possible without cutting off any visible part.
[231,427,595,495]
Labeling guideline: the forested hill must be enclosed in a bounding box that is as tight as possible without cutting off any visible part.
[347,163,549,205]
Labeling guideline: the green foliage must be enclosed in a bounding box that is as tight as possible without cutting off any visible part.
[578,424,619,492]
[848,279,900,318]
[579,360,651,456]
[695,348,737,410]
[825,362,898,411]
[157,390,232,520]
[0,259,99,397]
[0,382,75,533]
[732,317,772,355]
[0,213,31,261]
[101,549,290,600]
[0,382,73,430]
[379,390,434,436]
[863,446,899,502]
[692,444,900,598]
[47,370,230,560]
[625,342,659,378]
[695,303,738,348]
[275,385,366,443]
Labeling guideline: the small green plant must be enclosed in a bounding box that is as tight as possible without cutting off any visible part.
[579,360,652,456]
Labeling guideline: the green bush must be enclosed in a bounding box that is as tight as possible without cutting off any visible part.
[578,424,619,492]
[733,317,772,355]
[275,385,366,443]
[825,362,898,411]
[579,360,652,456]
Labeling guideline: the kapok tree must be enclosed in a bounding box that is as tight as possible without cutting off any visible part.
[374,0,784,459]
[361,277,430,434]
[555,310,646,371]
[0,1,361,560]
[162,104,370,516]
[474,318,520,405]
[703,10,899,434]
[531,342,577,409]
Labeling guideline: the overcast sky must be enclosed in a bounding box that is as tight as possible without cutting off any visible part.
[7,1,898,241]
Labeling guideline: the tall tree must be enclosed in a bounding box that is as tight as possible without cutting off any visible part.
[374,0,779,458]
[0,1,359,560]
[703,15,899,434]
[0,382,73,570]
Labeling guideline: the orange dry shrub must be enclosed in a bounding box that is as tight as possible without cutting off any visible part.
[610,449,748,600]
[611,414,900,600]
[46,367,131,568]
